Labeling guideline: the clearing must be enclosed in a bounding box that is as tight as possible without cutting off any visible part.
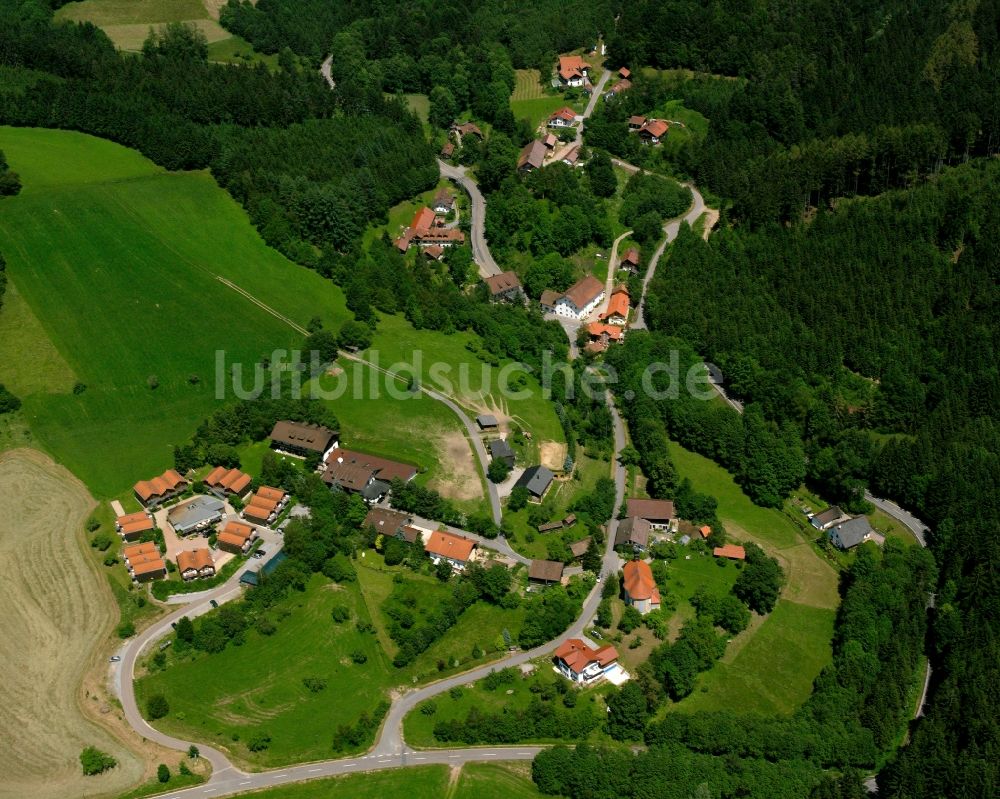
[55,0,231,52]
[666,439,839,714]
[0,127,349,498]
[0,449,143,799]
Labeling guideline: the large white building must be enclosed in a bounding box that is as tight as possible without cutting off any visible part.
[551,275,605,320]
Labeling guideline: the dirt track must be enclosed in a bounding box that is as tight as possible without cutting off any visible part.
[0,449,143,799]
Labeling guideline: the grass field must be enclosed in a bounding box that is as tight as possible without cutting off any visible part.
[135,574,396,767]
[0,127,349,498]
[206,35,280,68]
[0,450,143,799]
[55,0,229,51]
[197,763,542,799]
[402,93,430,124]
[665,439,840,713]
[512,70,546,101]
[403,661,610,748]
[511,96,577,131]
[311,361,488,514]
[364,315,566,466]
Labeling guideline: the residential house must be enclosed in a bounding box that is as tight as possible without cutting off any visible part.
[269,421,339,460]
[451,121,484,139]
[604,79,631,100]
[619,247,640,270]
[167,496,225,536]
[529,559,564,586]
[599,287,630,325]
[414,227,465,248]
[542,132,558,149]
[398,525,424,545]
[440,140,455,159]
[553,275,605,320]
[547,107,577,128]
[538,520,564,533]
[424,529,476,570]
[133,468,188,507]
[123,542,166,581]
[615,516,651,552]
[639,119,669,145]
[432,188,455,215]
[557,55,590,87]
[489,438,516,468]
[625,498,675,530]
[618,67,631,80]
[563,513,577,527]
[714,544,746,561]
[484,271,524,303]
[811,505,849,530]
[627,115,646,131]
[699,525,712,539]
[514,465,555,500]
[116,511,154,542]
[217,520,257,554]
[476,414,499,430]
[561,145,582,167]
[623,560,661,614]
[176,548,216,580]
[517,140,547,173]
[322,448,417,503]
[828,517,883,550]
[553,638,621,684]
[363,506,411,538]
[584,322,624,354]
[204,466,252,499]
[423,244,445,261]
[539,289,562,312]
[242,486,288,526]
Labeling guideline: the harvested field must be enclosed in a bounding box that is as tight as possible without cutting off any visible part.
[0,449,143,799]
[512,69,545,100]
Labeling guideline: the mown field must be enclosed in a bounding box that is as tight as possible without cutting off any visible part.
[55,0,230,51]
[136,557,528,767]
[208,763,543,799]
[666,439,839,714]
[0,450,143,799]
[0,127,349,498]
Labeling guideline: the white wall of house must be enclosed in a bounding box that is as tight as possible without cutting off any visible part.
[554,291,605,320]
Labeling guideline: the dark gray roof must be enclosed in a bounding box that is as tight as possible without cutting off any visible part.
[360,479,391,501]
[811,506,845,528]
[490,438,515,460]
[615,516,651,548]
[829,516,874,549]
[476,414,499,428]
[167,496,225,533]
[514,465,554,497]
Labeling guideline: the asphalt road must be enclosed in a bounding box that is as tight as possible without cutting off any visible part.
[437,159,502,278]
[574,69,612,147]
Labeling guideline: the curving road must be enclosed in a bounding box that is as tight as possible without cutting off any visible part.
[437,159,502,278]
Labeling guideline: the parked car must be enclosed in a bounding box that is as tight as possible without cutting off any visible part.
[209,599,218,608]
[253,549,266,560]
[109,655,121,662]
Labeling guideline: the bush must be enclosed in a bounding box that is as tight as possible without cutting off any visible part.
[420,701,437,715]
[147,693,170,720]
[256,615,277,636]
[350,649,368,664]
[331,605,350,623]
[187,745,199,758]
[302,676,327,692]
[157,764,170,783]
[92,534,113,551]
[103,553,119,566]
[117,621,136,638]
[80,746,117,775]
[179,761,192,776]
[247,732,271,751]
[618,605,642,634]
[86,516,101,532]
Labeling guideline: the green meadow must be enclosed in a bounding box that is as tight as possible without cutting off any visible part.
[0,127,349,497]
[198,763,543,799]
[664,439,840,713]
[55,0,230,51]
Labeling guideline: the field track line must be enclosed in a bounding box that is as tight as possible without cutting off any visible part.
[214,276,308,335]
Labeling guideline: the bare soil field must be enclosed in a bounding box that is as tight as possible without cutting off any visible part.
[428,429,484,503]
[0,449,143,799]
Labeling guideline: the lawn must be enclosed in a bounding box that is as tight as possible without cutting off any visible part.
[402,93,430,124]
[512,69,546,101]
[0,127,349,498]
[55,0,229,50]
[195,763,543,799]
[364,314,566,462]
[511,97,578,131]
[403,660,611,748]
[310,360,488,515]
[207,35,280,69]
[135,574,398,767]
[661,439,840,713]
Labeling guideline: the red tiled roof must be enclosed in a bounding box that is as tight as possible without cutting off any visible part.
[550,107,576,123]
[621,247,640,265]
[123,541,158,561]
[217,531,249,550]
[554,638,619,673]
[423,244,445,259]
[255,486,286,502]
[131,557,166,577]
[121,518,155,536]
[586,322,623,341]
[558,55,589,81]
[221,520,255,541]
[628,115,646,127]
[641,119,669,138]
[561,275,604,311]
[600,288,630,322]
[618,67,631,78]
[623,560,660,603]
[484,270,521,295]
[176,548,214,573]
[700,525,712,538]
[133,469,187,502]
[440,141,455,157]
[714,544,746,560]
[410,206,436,235]
[424,529,475,562]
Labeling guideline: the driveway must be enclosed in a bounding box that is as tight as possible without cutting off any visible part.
[437,160,502,278]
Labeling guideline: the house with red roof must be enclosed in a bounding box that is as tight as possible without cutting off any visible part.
[204,466,252,499]
[553,638,621,684]
[623,560,660,614]
[133,469,188,507]
[600,287,631,326]
[551,275,605,320]
[557,55,589,87]
[547,107,577,128]
[620,247,640,271]
[714,544,746,561]
[424,529,476,570]
[639,119,669,145]
[116,511,155,542]
[585,322,624,354]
